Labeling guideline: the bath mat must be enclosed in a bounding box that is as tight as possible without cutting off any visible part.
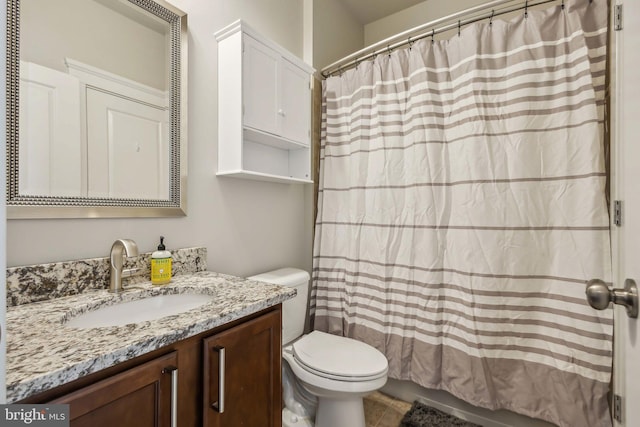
[400,401,482,427]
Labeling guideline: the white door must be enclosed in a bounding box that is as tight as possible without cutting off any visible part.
[612,0,640,425]
[19,61,82,197]
[86,88,169,199]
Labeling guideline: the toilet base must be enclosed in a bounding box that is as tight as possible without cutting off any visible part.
[314,396,366,427]
[282,408,314,427]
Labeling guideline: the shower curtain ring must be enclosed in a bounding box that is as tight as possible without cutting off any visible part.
[525,0,529,18]
[431,29,435,43]
[458,20,461,36]
[561,0,565,10]
[490,9,494,25]
[387,45,392,57]
[408,37,413,50]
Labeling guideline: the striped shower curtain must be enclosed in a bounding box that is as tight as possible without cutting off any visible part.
[311,1,611,426]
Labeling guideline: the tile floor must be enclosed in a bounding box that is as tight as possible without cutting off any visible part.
[364,391,413,427]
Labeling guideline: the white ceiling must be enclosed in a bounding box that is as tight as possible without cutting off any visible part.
[337,0,427,25]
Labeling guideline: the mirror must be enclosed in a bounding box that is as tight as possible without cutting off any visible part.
[7,0,187,218]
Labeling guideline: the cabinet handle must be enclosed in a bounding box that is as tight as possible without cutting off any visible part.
[162,366,178,427]
[211,346,225,413]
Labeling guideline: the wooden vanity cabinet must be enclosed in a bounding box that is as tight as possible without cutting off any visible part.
[22,306,282,427]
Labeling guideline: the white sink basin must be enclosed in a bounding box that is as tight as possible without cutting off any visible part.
[65,293,216,328]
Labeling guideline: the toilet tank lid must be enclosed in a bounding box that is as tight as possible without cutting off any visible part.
[247,268,310,288]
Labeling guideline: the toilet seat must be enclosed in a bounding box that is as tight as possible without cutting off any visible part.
[283,348,388,396]
[292,331,388,382]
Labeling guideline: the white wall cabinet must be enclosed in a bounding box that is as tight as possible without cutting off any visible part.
[215,20,314,184]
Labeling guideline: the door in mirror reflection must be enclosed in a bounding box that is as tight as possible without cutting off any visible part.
[19,0,170,199]
[19,61,83,197]
[86,88,169,199]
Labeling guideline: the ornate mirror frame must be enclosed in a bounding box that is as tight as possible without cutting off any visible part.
[6,0,188,218]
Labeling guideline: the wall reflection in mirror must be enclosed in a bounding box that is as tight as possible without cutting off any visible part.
[7,0,187,218]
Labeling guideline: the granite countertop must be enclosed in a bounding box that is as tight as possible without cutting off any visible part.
[6,271,296,403]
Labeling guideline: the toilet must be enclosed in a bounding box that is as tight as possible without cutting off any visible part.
[248,268,388,427]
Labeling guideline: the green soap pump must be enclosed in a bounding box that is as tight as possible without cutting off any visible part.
[151,236,172,285]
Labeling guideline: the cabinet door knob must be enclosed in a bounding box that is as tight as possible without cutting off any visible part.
[278,109,286,117]
[211,346,226,414]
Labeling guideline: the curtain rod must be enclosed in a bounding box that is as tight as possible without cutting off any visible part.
[321,0,561,78]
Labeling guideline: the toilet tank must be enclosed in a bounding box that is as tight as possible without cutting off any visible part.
[248,268,310,345]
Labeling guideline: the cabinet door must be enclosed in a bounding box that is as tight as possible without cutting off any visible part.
[279,59,311,145]
[203,310,282,427]
[243,36,280,136]
[49,351,178,427]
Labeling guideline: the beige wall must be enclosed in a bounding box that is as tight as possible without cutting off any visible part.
[21,0,167,90]
[7,0,313,279]
[312,0,364,70]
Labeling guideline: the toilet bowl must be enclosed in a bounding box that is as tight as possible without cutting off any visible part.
[285,330,388,427]
[248,268,389,427]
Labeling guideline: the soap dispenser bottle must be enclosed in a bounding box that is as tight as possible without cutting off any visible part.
[151,236,172,285]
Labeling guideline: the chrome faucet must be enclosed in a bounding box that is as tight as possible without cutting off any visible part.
[109,239,139,293]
